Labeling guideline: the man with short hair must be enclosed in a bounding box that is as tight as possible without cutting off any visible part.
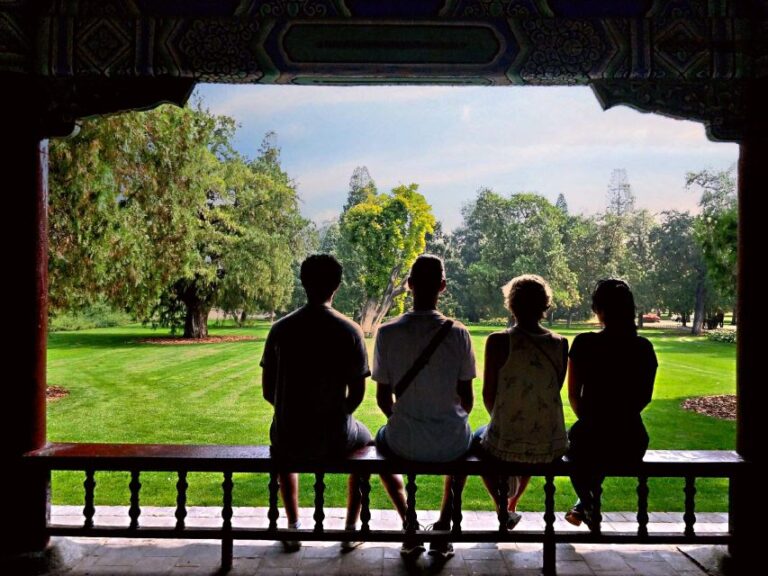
[261,254,371,552]
[374,254,476,560]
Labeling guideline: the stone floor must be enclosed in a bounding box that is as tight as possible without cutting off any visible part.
[11,507,729,575]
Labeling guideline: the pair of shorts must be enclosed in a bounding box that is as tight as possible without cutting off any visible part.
[271,417,373,460]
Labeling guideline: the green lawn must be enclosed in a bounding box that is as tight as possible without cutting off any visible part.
[47,322,735,512]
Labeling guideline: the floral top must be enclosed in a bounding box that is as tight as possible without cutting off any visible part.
[481,327,568,463]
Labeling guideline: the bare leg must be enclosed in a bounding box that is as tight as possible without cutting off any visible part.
[436,475,466,527]
[481,474,505,510]
[507,476,531,512]
[379,473,408,521]
[345,473,365,528]
[279,472,300,526]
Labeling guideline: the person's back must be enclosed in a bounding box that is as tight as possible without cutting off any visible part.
[565,278,657,528]
[474,274,568,529]
[482,326,568,463]
[261,254,372,552]
[374,310,474,462]
[265,303,368,459]
[373,254,476,559]
[568,330,655,439]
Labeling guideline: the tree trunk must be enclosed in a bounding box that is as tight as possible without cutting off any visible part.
[359,299,379,336]
[358,275,407,336]
[239,310,247,326]
[183,299,210,339]
[566,311,572,328]
[691,275,707,336]
[637,311,644,328]
[731,309,737,325]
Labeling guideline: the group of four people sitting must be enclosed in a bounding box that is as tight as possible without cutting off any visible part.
[261,253,657,560]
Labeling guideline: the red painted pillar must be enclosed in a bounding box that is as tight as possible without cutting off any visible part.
[0,111,50,555]
[730,111,767,569]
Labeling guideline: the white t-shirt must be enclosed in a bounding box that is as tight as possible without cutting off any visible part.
[373,310,476,462]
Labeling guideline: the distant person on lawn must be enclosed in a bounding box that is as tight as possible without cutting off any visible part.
[474,274,569,529]
[565,278,657,529]
[261,254,372,553]
[373,254,476,560]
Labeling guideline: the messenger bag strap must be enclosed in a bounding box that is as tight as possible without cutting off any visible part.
[394,319,454,399]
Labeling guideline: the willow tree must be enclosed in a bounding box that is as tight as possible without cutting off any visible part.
[339,183,435,335]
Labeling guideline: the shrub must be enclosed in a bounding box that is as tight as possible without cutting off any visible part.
[50,302,133,331]
[706,329,736,344]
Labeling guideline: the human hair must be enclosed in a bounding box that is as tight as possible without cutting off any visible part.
[501,274,553,323]
[408,254,445,294]
[591,278,637,335]
[300,254,343,302]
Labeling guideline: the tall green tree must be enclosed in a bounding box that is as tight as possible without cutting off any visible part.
[49,105,309,338]
[157,134,310,337]
[651,210,706,330]
[453,189,577,322]
[687,167,737,313]
[49,104,223,319]
[339,183,435,334]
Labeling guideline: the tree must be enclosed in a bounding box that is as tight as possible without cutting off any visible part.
[452,189,578,322]
[49,105,309,337]
[343,166,376,213]
[49,103,225,319]
[651,211,705,330]
[339,183,435,334]
[158,134,310,337]
[687,167,737,310]
[555,193,568,215]
[606,168,635,216]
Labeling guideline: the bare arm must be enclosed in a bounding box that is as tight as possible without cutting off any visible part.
[482,333,507,415]
[457,379,474,414]
[567,357,582,418]
[345,375,366,414]
[377,382,395,418]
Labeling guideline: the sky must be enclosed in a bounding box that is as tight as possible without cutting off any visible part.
[194,84,738,231]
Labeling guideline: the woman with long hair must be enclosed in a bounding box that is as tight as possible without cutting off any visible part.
[565,279,657,527]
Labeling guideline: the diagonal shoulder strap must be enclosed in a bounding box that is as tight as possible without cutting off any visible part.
[394,319,454,398]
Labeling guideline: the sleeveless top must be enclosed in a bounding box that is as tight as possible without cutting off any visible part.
[480,327,568,463]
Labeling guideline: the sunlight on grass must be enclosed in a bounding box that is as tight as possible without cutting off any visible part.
[47,322,735,511]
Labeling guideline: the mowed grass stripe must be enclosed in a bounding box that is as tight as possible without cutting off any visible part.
[47,322,735,511]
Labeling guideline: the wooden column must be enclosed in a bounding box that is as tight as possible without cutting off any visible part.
[0,106,50,555]
[730,114,767,569]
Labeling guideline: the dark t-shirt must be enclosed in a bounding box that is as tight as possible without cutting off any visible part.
[260,304,370,459]
[569,330,657,430]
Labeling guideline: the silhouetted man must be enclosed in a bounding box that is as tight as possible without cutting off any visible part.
[261,254,371,552]
[373,254,476,560]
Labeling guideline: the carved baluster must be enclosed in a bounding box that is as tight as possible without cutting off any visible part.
[222,471,233,530]
[128,470,141,530]
[175,471,188,530]
[221,471,233,572]
[543,475,556,576]
[313,472,325,533]
[405,473,419,534]
[268,471,280,532]
[497,476,509,532]
[636,475,649,538]
[83,469,95,529]
[684,476,697,537]
[450,475,463,535]
[359,474,371,533]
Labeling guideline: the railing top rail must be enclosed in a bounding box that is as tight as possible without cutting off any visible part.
[24,443,746,477]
